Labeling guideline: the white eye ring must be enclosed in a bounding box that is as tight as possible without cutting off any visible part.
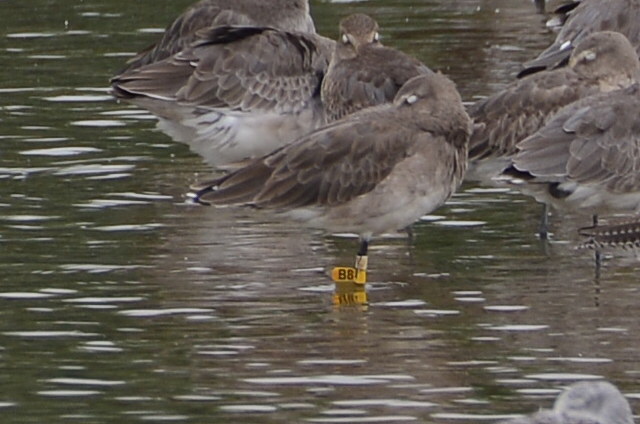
[584,50,597,61]
[406,94,418,105]
[341,34,349,44]
[373,32,379,42]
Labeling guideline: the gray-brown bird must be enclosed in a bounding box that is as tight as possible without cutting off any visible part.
[321,14,433,123]
[512,82,640,222]
[111,26,334,167]
[467,31,640,185]
[499,380,634,424]
[118,0,317,73]
[519,0,640,77]
[191,73,472,281]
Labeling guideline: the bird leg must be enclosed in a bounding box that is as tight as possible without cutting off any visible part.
[331,239,368,284]
[538,203,550,240]
[355,239,369,270]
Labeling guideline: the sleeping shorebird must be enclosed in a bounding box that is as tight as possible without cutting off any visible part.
[511,82,640,224]
[518,0,640,78]
[111,25,334,167]
[190,73,472,284]
[321,13,433,123]
[499,380,634,424]
[117,0,317,73]
[467,31,640,186]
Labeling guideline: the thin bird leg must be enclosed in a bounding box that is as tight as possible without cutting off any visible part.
[404,225,414,245]
[538,203,550,240]
[355,239,369,273]
[592,214,602,271]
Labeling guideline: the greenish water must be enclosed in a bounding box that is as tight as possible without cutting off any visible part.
[1,0,640,423]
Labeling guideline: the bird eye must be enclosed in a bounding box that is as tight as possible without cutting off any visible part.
[373,32,379,42]
[406,95,418,105]
[341,34,349,44]
[584,51,597,61]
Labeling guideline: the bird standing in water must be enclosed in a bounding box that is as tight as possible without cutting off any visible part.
[111,0,334,168]
[512,83,640,224]
[191,73,472,283]
[467,31,640,185]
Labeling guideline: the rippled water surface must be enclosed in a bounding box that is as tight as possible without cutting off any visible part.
[2,1,640,423]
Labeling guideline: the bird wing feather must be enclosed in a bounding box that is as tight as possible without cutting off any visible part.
[514,86,640,192]
[194,106,419,209]
[468,69,598,161]
[112,27,333,115]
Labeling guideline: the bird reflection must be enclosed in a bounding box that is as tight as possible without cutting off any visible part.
[332,281,368,309]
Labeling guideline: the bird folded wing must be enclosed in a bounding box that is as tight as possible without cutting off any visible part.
[194,111,416,209]
[469,70,588,160]
[179,27,330,113]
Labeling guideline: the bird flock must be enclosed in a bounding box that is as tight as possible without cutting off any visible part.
[111,0,640,282]
[109,1,640,421]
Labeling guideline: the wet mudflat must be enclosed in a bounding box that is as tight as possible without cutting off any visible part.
[1,0,640,423]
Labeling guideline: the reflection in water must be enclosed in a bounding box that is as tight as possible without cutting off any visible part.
[1,0,640,423]
[332,281,369,308]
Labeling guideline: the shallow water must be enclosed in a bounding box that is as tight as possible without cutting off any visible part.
[1,0,640,423]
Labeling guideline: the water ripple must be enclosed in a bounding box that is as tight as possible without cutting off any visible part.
[431,413,519,421]
[483,305,529,312]
[525,373,604,381]
[173,395,222,402]
[64,297,143,304]
[53,164,135,176]
[7,32,56,38]
[70,120,126,127]
[37,390,101,397]
[91,224,164,232]
[489,325,549,331]
[20,147,102,156]
[74,199,149,208]
[244,375,414,386]
[0,292,56,299]
[118,308,214,317]
[47,378,126,386]
[414,309,460,317]
[43,94,113,102]
[78,341,124,353]
[0,214,58,222]
[332,399,437,408]
[298,359,368,366]
[3,331,99,338]
[434,220,487,227]
[307,416,417,423]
